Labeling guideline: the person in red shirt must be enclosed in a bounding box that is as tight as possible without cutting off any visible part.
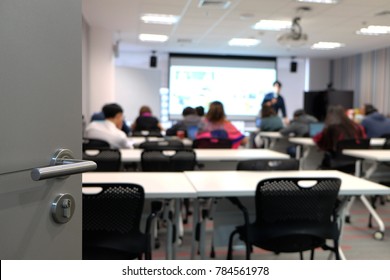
[313,105,366,153]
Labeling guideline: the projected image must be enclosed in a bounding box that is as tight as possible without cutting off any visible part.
[169,63,276,120]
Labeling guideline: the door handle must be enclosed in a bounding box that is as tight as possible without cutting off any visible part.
[31,148,97,181]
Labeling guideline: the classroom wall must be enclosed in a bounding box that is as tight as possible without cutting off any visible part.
[276,57,307,119]
[332,47,390,113]
[115,67,162,124]
[85,26,116,119]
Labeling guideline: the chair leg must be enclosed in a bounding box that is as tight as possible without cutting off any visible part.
[310,249,315,260]
[245,242,251,260]
[334,239,341,260]
[227,229,238,260]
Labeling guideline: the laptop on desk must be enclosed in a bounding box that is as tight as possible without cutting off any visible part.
[309,122,324,137]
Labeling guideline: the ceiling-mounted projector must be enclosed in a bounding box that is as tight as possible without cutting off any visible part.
[277,17,308,47]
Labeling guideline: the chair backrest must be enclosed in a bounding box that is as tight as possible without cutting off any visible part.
[132,130,163,137]
[139,140,184,150]
[82,149,121,171]
[255,178,341,225]
[83,138,110,150]
[141,149,196,171]
[192,138,232,149]
[335,138,370,152]
[237,159,299,171]
[82,183,144,234]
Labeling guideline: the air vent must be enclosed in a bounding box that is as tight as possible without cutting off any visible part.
[198,0,231,9]
[375,10,390,16]
[177,38,193,44]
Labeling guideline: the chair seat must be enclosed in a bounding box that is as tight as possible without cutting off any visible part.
[236,221,339,253]
[83,230,147,260]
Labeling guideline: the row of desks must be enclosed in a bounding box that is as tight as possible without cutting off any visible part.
[83,170,390,259]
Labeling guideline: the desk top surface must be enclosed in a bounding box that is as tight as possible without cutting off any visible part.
[289,137,385,147]
[119,148,289,162]
[184,170,390,197]
[83,172,197,198]
[257,131,283,138]
[342,149,390,161]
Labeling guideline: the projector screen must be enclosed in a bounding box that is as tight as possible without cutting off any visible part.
[168,54,277,120]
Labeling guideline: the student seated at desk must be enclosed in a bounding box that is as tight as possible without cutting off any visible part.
[85,103,134,149]
[259,103,284,132]
[280,109,317,157]
[166,107,201,138]
[196,101,247,148]
[313,105,366,168]
[280,109,317,137]
[361,104,390,138]
[131,105,163,135]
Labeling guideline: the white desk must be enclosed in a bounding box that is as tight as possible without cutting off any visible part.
[288,137,385,169]
[82,172,197,260]
[185,170,390,197]
[119,148,289,163]
[184,170,390,259]
[257,131,283,149]
[341,149,390,239]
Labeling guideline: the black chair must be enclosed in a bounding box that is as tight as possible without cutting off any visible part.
[83,138,110,150]
[82,183,162,260]
[237,159,300,171]
[192,138,232,149]
[321,138,370,174]
[206,159,300,258]
[227,177,342,260]
[139,140,184,150]
[82,149,121,171]
[141,149,197,172]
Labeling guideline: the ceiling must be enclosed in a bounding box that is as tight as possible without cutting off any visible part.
[82,0,390,59]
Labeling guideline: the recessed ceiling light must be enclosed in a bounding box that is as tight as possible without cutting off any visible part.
[139,34,169,42]
[296,0,338,4]
[228,38,260,47]
[356,25,390,35]
[140,14,179,25]
[252,20,291,31]
[311,41,344,49]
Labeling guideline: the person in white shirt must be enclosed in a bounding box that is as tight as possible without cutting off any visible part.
[85,103,133,149]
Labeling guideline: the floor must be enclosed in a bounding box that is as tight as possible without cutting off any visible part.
[152,197,390,260]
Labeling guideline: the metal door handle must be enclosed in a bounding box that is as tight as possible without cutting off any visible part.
[31,149,97,181]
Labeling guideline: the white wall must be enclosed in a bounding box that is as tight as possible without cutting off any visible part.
[277,57,307,120]
[115,67,162,124]
[86,26,115,119]
[307,58,331,90]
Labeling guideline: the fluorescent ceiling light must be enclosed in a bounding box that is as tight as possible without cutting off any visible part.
[139,34,168,42]
[141,14,179,25]
[296,0,338,3]
[356,25,390,35]
[252,20,291,31]
[228,38,260,47]
[311,41,344,49]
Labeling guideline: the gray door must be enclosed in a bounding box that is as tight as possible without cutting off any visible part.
[0,0,82,259]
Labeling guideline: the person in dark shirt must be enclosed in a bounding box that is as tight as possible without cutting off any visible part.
[131,105,163,134]
[361,104,390,138]
[262,80,288,124]
[166,107,201,137]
